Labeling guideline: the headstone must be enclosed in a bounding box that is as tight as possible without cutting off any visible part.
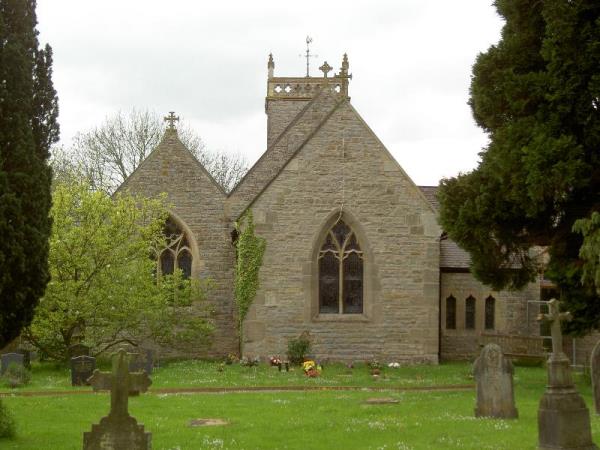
[68,343,90,358]
[70,355,96,386]
[16,349,31,369]
[537,299,598,450]
[128,349,153,375]
[1,353,24,375]
[83,349,152,450]
[473,343,518,418]
[591,340,600,415]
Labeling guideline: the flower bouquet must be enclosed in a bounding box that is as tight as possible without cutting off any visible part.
[302,360,322,377]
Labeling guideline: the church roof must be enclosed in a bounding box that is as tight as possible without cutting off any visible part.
[417,185,472,270]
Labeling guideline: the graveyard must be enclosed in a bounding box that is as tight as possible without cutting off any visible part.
[1,353,600,449]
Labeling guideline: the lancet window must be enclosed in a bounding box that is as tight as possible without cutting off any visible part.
[446,295,456,329]
[158,218,192,279]
[318,220,363,314]
[465,295,476,330]
[485,296,496,330]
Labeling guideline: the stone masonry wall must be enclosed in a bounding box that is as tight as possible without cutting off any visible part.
[118,131,238,358]
[228,91,343,220]
[240,101,441,363]
[440,272,541,361]
[266,99,310,148]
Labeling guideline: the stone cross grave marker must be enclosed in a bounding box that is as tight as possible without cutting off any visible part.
[70,355,96,386]
[473,343,518,419]
[537,298,597,450]
[591,340,600,415]
[83,349,152,450]
[1,353,24,375]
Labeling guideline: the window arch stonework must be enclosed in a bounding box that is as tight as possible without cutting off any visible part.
[308,212,375,322]
[158,216,197,279]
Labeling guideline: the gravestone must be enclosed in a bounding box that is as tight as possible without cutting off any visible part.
[69,343,90,358]
[70,355,96,386]
[473,343,518,418]
[537,299,598,450]
[1,353,24,375]
[128,349,153,375]
[83,349,152,450]
[591,340,600,415]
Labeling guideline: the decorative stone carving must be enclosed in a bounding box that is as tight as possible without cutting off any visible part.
[473,343,518,418]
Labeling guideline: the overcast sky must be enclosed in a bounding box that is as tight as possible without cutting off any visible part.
[36,1,504,186]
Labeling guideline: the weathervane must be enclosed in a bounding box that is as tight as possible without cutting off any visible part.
[300,36,318,77]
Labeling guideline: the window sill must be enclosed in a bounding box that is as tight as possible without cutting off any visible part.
[312,314,370,323]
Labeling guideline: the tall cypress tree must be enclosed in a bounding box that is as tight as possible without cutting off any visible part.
[0,0,59,348]
[438,0,600,332]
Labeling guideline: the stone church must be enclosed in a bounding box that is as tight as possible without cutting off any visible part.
[118,54,574,364]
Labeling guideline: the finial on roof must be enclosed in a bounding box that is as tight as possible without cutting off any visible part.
[268,53,275,79]
[319,61,332,78]
[163,111,179,132]
[342,53,349,72]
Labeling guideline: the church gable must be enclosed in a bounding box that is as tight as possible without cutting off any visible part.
[242,97,441,362]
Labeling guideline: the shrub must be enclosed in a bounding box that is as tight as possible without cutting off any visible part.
[287,334,311,365]
[0,400,15,438]
[2,363,31,388]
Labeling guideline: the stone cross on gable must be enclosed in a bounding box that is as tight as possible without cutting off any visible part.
[319,61,333,78]
[88,349,151,419]
[163,111,179,131]
[538,298,572,357]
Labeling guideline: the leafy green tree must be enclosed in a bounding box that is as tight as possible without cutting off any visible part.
[234,211,266,353]
[23,182,213,360]
[0,0,59,349]
[574,212,600,294]
[438,0,600,332]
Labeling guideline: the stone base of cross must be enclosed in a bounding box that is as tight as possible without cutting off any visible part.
[83,349,152,450]
[537,299,598,450]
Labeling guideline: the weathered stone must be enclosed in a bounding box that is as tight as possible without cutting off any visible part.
[69,343,90,358]
[537,299,597,450]
[70,355,96,386]
[0,353,24,375]
[83,350,152,450]
[591,340,600,415]
[129,349,153,375]
[473,343,517,419]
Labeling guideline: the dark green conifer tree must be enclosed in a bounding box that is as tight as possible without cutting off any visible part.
[0,0,59,348]
[438,0,600,332]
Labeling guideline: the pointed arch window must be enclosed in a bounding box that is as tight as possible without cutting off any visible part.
[485,296,495,330]
[158,218,193,279]
[318,220,363,314]
[446,295,456,329]
[465,295,476,330]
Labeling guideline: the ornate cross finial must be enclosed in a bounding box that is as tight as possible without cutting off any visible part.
[88,349,151,419]
[300,36,318,77]
[319,61,333,78]
[163,111,179,131]
[538,298,572,357]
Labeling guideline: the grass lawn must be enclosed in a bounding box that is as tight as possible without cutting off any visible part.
[1,361,599,449]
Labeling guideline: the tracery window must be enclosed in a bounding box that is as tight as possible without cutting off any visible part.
[465,295,476,330]
[159,218,192,279]
[318,220,363,314]
[485,296,495,330]
[446,295,456,329]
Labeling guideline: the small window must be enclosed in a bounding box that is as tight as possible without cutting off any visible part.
[465,295,476,330]
[446,295,456,329]
[485,296,495,330]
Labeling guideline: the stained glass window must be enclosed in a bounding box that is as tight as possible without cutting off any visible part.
[158,218,193,279]
[465,295,476,330]
[446,295,456,329]
[318,219,363,314]
[485,296,495,330]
